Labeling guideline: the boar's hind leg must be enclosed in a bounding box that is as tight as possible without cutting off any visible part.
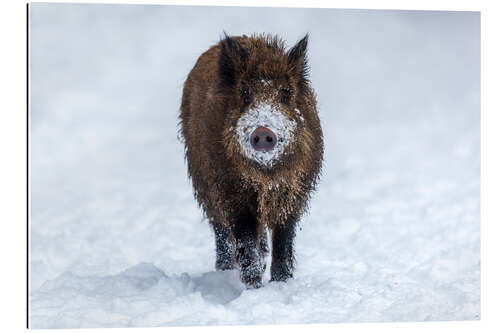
[211,219,235,270]
[232,212,264,288]
[270,220,297,282]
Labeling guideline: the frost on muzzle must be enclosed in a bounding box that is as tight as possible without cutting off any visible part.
[236,102,297,167]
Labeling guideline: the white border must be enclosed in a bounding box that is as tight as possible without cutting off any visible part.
[1,0,498,332]
[22,0,484,11]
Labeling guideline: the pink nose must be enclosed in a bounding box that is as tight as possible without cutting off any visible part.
[250,126,277,152]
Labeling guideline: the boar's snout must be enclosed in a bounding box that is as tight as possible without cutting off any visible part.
[250,126,277,152]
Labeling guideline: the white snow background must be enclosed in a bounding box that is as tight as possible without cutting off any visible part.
[28,4,480,329]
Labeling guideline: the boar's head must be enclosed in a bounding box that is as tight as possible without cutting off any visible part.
[219,34,319,177]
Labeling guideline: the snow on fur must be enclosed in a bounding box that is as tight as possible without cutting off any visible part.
[236,102,297,167]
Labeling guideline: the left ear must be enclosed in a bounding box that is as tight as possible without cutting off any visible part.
[287,34,310,87]
[218,33,248,88]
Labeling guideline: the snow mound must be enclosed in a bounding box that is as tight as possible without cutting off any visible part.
[30,255,479,329]
[30,263,247,328]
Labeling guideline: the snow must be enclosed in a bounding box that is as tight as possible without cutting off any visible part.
[29,4,480,329]
[236,102,297,166]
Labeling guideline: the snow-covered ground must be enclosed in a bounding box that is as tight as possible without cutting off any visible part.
[29,4,480,329]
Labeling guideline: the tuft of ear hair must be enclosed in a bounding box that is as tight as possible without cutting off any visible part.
[218,32,248,88]
[287,34,310,90]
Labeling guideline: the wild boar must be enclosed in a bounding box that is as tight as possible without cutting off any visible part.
[180,33,323,288]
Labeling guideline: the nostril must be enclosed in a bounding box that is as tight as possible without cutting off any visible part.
[250,126,277,152]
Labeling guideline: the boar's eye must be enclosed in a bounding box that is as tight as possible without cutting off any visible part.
[240,87,251,111]
[280,87,292,105]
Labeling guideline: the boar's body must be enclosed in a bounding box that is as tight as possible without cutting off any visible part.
[180,34,323,287]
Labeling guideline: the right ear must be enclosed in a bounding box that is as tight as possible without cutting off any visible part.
[218,33,248,88]
[287,34,310,90]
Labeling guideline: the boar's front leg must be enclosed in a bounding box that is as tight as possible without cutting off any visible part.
[231,211,264,288]
[258,229,269,272]
[211,219,235,271]
[270,219,297,282]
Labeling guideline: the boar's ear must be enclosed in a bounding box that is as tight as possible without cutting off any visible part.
[218,33,248,88]
[287,34,310,89]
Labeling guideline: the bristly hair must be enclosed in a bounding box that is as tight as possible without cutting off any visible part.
[218,33,311,93]
[252,33,287,54]
[250,33,311,92]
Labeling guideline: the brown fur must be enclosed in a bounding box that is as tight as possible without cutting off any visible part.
[180,34,323,287]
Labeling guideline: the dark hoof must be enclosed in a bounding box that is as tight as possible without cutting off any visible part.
[237,246,264,288]
[242,275,263,289]
[270,274,292,283]
[270,264,293,282]
[240,265,264,288]
[215,259,235,271]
